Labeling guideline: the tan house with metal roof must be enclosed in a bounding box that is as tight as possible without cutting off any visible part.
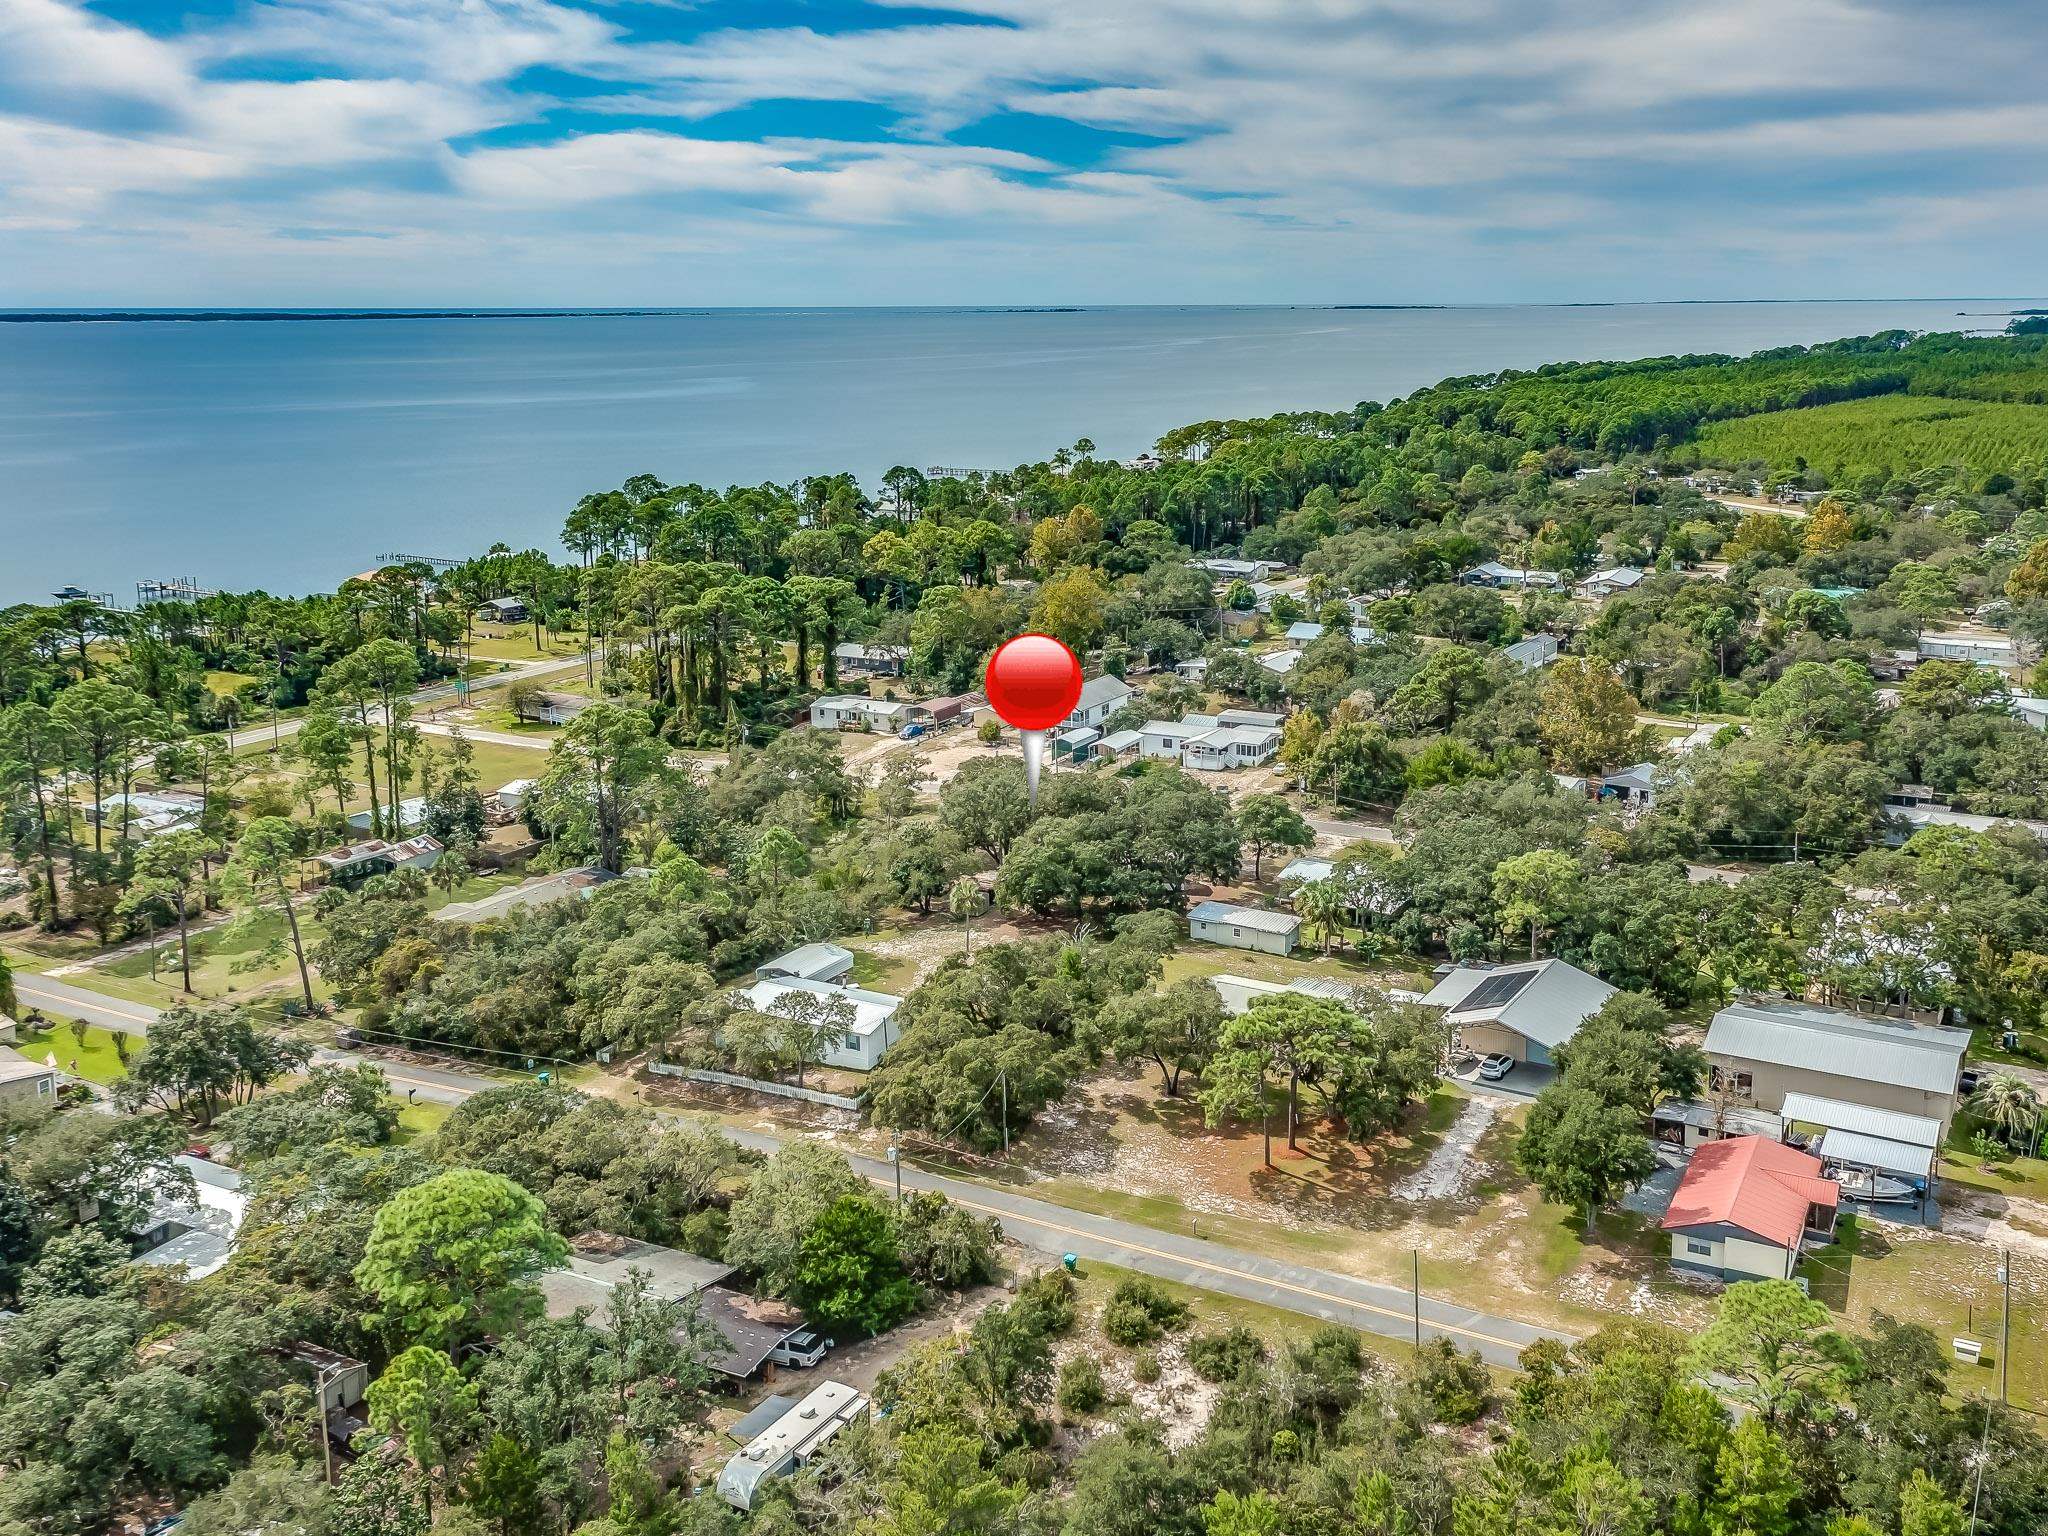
[1703,999,1970,1134]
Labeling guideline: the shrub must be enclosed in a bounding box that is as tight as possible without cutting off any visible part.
[1186,1325,1267,1383]
[1407,1335,1491,1425]
[1056,1356,1106,1416]
[1103,1277,1192,1347]
[1131,1348,1160,1384]
[1013,1268,1078,1338]
[894,1191,1002,1289]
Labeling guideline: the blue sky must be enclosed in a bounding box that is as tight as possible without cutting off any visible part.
[2,0,2045,304]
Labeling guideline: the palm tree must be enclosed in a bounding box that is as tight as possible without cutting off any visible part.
[1294,880,1346,957]
[1972,1073,2043,1152]
[948,876,983,956]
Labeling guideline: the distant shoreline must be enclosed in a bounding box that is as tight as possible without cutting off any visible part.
[0,299,2030,325]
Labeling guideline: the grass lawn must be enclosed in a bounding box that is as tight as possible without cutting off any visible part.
[204,669,260,698]
[1803,1216,2047,1412]
[87,909,327,1011]
[465,625,589,664]
[843,936,922,995]
[1966,1024,2048,1072]
[15,1020,129,1083]
[232,726,550,814]
[1939,1114,2048,1201]
[391,1097,452,1144]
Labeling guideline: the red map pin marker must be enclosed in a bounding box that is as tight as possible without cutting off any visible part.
[984,633,1084,803]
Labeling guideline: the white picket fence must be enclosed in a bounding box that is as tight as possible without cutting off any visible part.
[647,1061,861,1111]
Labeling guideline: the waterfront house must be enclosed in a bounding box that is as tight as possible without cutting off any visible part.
[476,595,528,623]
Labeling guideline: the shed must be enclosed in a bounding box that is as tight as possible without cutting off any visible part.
[1188,900,1301,957]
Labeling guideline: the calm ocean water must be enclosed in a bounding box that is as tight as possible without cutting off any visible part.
[0,300,2028,603]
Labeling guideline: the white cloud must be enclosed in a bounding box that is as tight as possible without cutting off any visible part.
[0,0,2042,300]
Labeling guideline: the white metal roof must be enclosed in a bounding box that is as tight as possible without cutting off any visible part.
[739,976,901,1037]
[1814,1128,1935,1179]
[1778,1091,1941,1149]
[1705,1000,1969,1096]
[757,942,855,982]
[1208,973,1364,1015]
[1420,959,1616,1051]
[1257,649,1301,675]
[1278,857,1334,884]
[1285,621,1325,642]
[1188,901,1301,935]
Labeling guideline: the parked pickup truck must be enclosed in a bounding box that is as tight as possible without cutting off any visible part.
[770,1330,832,1369]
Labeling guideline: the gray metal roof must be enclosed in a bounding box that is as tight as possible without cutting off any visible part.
[1778,1091,1941,1149]
[1814,1128,1935,1179]
[1420,959,1616,1051]
[1188,901,1301,935]
[1075,674,1133,711]
[1695,1003,1966,1097]
[758,942,856,982]
[1705,1001,1969,1096]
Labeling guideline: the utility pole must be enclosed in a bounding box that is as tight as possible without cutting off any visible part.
[1000,1072,1009,1156]
[2000,1249,2011,1404]
[888,1136,902,1206]
[1412,1249,1421,1352]
[314,1361,339,1485]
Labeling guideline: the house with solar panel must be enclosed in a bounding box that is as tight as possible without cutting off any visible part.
[1418,958,1617,1071]
[1702,998,1970,1135]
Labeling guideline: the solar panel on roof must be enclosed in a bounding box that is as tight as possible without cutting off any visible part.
[1458,969,1537,1012]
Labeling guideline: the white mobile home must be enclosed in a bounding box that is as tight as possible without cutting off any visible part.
[735,975,903,1071]
[810,695,913,732]
[1917,633,2018,668]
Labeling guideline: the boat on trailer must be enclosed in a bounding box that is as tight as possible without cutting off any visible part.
[1830,1167,1917,1203]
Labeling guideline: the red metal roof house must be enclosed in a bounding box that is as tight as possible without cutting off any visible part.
[1662,1135,1839,1283]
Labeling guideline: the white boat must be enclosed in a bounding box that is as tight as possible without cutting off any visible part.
[1830,1168,1917,1203]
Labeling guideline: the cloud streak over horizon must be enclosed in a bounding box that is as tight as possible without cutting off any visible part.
[2,0,2044,305]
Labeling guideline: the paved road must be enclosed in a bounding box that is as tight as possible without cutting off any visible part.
[14,972,160,1034]
[18,975,1565,1366]
[166,650,593,766]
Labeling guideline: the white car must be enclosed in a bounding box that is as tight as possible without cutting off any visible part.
[1477,1054,1515,1081]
